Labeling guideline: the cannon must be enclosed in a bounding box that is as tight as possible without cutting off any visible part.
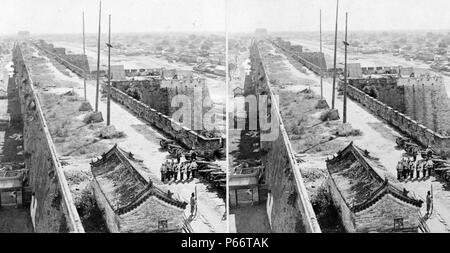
[160,139,176,150]
[396,136,419,156]
[434,167,450,182]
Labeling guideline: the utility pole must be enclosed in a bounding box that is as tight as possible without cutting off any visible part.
[343,12,349,123]
[95,1,102,112]
[320,9,323,100]
[82,11,87,101]
[106,14,112,126]
[331,0,339,109]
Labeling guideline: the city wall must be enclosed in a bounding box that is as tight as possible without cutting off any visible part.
[109,86,223,154]
[13,43,84,232]
[346,84,450,156]
[112,77,210,118]
[401,76,450,136]
[270,39,326,75]
[250,40,321,233]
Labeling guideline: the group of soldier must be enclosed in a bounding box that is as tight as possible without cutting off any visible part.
[396,148,434,180]
[160,150,198,183]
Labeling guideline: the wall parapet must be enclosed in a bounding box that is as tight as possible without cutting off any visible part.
[13,42,84,233]
[109,86,224,155]
[346,84,450,156]
[269,39,325,76]
[251,40,321,233]
[33,42,88,78]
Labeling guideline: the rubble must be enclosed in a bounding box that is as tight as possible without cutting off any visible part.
[78,101,93,111]
[319,108,340,121]
[96,125,126,139]
[82,111,103,124]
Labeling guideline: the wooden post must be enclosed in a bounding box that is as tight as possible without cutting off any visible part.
[331,0,339,109]
[320,9,323,100]
[95,1,102,112]
[343,12,348,123]
[82,11,87,101]
[107,14,111,126]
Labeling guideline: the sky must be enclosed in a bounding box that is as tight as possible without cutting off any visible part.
[227,0,450,33]
[0,0,226,35]
[2,0,450,35]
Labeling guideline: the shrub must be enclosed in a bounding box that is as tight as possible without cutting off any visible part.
[75,188,109,233]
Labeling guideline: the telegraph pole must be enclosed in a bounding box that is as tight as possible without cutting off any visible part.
[106,14,112,126]
[343,12,349,123]
[82,11,87,101]
[320,9,323,100]
[95,1,102,112]
[331,0,339,109]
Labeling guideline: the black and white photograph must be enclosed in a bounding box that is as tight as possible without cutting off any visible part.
[1,0,450,238]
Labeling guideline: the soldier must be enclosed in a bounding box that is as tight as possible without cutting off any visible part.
[183,162,189,180]
[416,160,421,179]
[167,160,174,181]
[190,192,196,217]
[396,161,403,180]
[422,159,428,178]
[190,149,197,161]
[186,162,192,179]
[426,146,433,159]
[173,162,179,181]
[402,157,409,179]
[426,159,434,177]
[176,149,182,164]
[409,158,415,179]
[426,191,432,215]
[160,161,166,182]
[190,160,197,179]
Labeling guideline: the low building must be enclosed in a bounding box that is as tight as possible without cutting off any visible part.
[326,142,423,233]
[90,144,188,233]
[0,169,26,207]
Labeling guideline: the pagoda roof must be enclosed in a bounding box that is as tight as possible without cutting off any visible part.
[90,144,187,215]
[326,142,422,213]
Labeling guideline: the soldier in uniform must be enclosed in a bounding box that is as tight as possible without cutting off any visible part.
[396,161,403,180]
[409,158,415,179]
[160,161,167,182]
[173,162,179,181]
[426,159,434,177]
[402,157,409,179]
[422,159,428,178]
[190,160,197,179]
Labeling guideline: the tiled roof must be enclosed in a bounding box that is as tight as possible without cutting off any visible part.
[326,142,422,213]
[90,144,187,215]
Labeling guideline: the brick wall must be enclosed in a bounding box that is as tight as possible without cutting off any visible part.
[355,195,420,232]
[34,42,89,77]
[119,197,185,232]
[112,78,212,130]
[13,43,84,232]
[400,76,450,136]
[346,84,450,156]
[270,39,326,75]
